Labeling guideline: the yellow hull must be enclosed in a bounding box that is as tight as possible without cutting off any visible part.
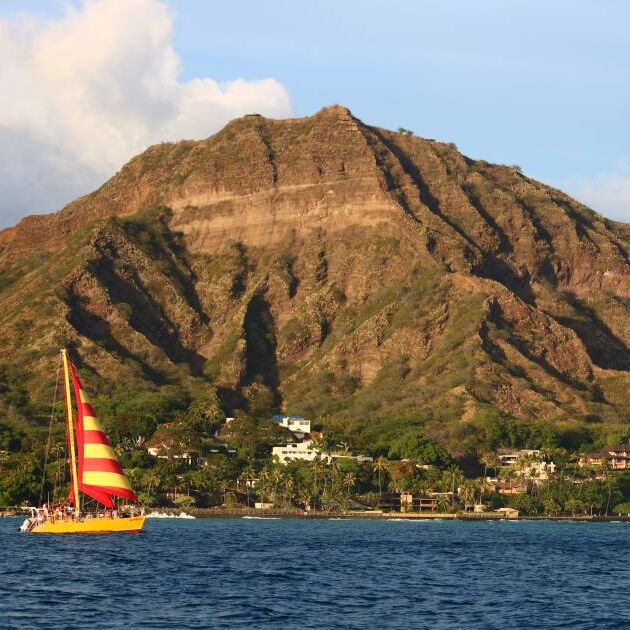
[30,515,145,534]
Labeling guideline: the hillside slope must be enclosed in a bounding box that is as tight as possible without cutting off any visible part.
[1,105,629,451]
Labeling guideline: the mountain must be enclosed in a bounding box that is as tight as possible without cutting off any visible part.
[1,105,629,453]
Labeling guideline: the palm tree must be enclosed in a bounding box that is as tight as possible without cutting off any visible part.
[308,456,326,507]
[476,478,492,505]
[373,456,388,500]
[480,453,492,479]
[443,465,463,511]
[527,468,540,497]
[271,468,283,506]
[239,465,256,507]
[283,475,296,508]
[436,494,451,512]
[460,479,476,511]
[481,453,500,479]
[144,469,162,495]
[502,466,517,492]
[342,472,356,497]
[259,467,272,504]
[603,461,612,515]
[516,453,533,485]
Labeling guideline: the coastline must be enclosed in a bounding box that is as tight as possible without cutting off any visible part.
[142,507,630,522]
[4,506,629,522]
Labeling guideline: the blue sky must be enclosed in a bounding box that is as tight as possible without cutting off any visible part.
[168,0,629,186]
[0,0,629,225]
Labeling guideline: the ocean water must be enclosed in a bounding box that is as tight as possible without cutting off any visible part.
[0,517,628,629]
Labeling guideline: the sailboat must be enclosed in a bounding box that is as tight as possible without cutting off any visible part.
[26,349,145,533]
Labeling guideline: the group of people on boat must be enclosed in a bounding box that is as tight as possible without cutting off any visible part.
[19,504,144,532]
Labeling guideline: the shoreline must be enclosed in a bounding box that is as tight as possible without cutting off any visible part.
[4,507,628,522]
[143,508,630,522]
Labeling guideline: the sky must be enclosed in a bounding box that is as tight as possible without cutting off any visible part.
[0,0,629,228]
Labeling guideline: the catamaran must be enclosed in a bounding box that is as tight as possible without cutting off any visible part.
[22,349,145,534]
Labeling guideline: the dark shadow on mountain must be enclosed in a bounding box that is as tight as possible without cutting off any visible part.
[487,299,590,390]
[460,182,513,254]
[554,295,630,371]
[370,128,480,251]
[65,292,168,384]
[86,256,206,375]
[474,256,536,304]
[122,208,210,325]
[242,293,281,408]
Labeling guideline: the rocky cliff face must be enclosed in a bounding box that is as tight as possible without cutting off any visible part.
[1,104,629,438]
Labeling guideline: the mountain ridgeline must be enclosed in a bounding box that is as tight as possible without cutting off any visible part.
[1,105,629,455]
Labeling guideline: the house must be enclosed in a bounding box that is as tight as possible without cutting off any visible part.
[405,496,438,512]
[581,451,607,466]
[493,480,528,495]
[418,497,438,511]
[498,449,541,466]
[498,449,556,482]
[378,492,404,511]
[272,440,330,465]
[147,444,196,465]
[382,492,438,512]
[496,507,519,518]
[147,422,202,465]
[270,415,312,440]
[486,477,528,494]
[580,445,630,470]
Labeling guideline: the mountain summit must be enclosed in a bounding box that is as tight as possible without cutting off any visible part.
[1,106,629,451]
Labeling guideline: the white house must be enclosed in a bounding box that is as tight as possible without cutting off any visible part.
[270,415,312,440]
[147,444,195,465]
[272,440,330,465]
[498,449,541,466]
[498,449,556,482]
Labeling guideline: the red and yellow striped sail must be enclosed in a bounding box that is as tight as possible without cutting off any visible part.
[68,360,137,507]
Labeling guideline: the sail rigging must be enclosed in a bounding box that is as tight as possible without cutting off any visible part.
[65,354,137,507]
[62,350,81,510]
[24,350,145,533]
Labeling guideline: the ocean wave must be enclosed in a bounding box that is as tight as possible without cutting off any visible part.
[146,511,195,519]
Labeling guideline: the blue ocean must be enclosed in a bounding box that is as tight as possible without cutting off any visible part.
[0,517,628,629]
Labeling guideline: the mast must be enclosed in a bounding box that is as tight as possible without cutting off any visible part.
[61,349,80,514]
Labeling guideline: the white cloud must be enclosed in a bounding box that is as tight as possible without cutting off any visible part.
[0,0,291,228]
[566,171,630,224]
